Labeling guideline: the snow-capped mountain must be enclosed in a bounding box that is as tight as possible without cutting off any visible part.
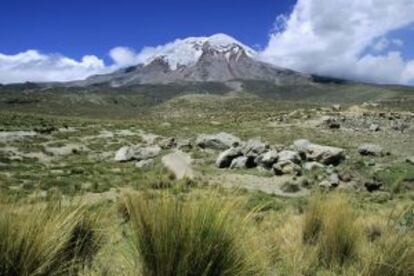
[139,33,257,70]
[76,33,311,87]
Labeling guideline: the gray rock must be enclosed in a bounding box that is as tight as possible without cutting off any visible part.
[177,139,193,152]
[391,121,409,132]
[320,116,341,129]
[304,161,325,171]
[242,139,268,157]
[255,150,278,169]
[338,172,353,182]
[329,173,340,187]
[281,181,301,193]
[216,147,243,168]
[369,124,380,132]
[230,156,248,169]
[406,157,414,165]
[365,179,383,192]
[319,180,332,189]
[196,132,241,150]
[273,160,302,176]
[358,144,385,157]
[135,159,154,168]
[277,150,302,164]
[114,146,134,162]
[293,139,345,165]
[159,137,177,149]
[114,145,161,162]
[332,104,341,112]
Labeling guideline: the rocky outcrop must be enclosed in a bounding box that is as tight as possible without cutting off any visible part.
[358,144,385,157]
[216,147,243,168]
[114,145,161,162]
[230,156,248,169]
[273,160,302,176]
[293,139,345,165]
[255,150,279,169]
[196,132,241,150]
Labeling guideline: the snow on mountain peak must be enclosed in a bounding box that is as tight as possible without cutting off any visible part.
[140,33,256,70]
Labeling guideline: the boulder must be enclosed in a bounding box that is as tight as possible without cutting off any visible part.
[159,137,177,149]
[114,146,135,162]
[320,116,341,129]
[365,179,382,192]
[329,173,340,187]
[338,171,353,182]
[277,150,302,164]
[216,147,243,168]
[358,144,385,157]
[391,121,409,132]
[177,139,193,152]
[332,104,342,112]
[196,132,241,150]
[114,145,161,162]
[135,159,154,168]
[242,139,269,158]
[273,160,302,176]
[304,161,325,171]
[230,156,248,169]
[281,181,301,193]
[369,124,380,132]
[293,139,345,165]
[406,157,414,165]
[255,150,278,169]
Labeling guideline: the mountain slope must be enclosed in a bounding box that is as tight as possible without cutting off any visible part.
[73,34,312,87]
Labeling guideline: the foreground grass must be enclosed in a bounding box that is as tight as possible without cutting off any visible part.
[0,201,102,275]
[0,191,413,275]
[122,193,267,276]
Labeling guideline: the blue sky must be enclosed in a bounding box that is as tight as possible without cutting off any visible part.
[1,0,414,85]
[0,0,296,62]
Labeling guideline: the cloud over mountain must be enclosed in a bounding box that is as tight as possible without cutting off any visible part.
[260,0,414,84]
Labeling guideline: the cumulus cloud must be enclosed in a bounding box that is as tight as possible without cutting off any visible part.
[260,0,414,84]
[109,47,140,67]
[0,50,108,84]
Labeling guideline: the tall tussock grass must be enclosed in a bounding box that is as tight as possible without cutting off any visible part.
[302,193,361,268]
[0,202,102,276]
[123,193,266,276]
[364,232,414,276]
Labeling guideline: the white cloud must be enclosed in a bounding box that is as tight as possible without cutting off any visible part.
[0,50,108,84]
[109,47,139,67]
[260,0,414,84]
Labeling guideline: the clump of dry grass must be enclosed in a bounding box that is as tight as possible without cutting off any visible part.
[0,202,102,275]
[364,231,414,276]
[123,192,267,276]
[302,193,361,268]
